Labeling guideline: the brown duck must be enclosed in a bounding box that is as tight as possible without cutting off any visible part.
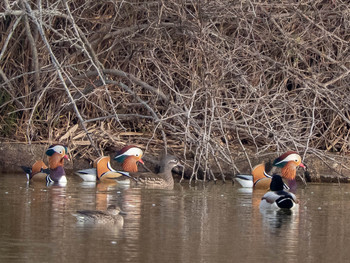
[130,155,182,189]
[72,205,126,225]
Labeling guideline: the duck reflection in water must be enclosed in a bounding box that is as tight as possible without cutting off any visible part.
[259,175,300,244]
[260,208,296,229]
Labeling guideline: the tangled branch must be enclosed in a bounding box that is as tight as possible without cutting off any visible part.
[1,0,350,180]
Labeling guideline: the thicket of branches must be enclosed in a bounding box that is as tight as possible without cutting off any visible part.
[1,0,350,180]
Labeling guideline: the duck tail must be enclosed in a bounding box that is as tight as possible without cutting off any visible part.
[234,174,253,187]
[118,171,138,181]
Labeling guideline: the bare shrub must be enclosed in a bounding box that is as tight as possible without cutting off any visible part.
[1,0,350,180]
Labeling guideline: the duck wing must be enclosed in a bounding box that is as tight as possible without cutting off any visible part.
[76,210,108,218]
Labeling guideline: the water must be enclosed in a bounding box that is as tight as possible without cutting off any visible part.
[1,173,350,263]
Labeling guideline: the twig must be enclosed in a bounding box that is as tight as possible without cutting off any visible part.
[22,0,101,156]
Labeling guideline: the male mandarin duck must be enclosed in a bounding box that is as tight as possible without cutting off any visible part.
[259,174,298,210]
[129,155,182,189]
[72,205,126,225]
[75,156,130,183]
[235,151,306,191]
[21,144,69,184]
[114,145,144,172]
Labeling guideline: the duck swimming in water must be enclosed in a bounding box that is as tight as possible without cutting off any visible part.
[259,174,298,210]
[72,205,126,225]
[21,144,69,184]
[235,151,306,191]
[75,156,130,183]
[129,155,182,189]
[76,145,145,183]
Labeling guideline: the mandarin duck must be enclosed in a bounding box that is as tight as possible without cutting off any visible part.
[114,145,144,172]
[21,144,69,184]
[75,156,131,183]
[235,151,306,191]
[72,205,126,225]
[259,175,298,210]
[129,155,182,189]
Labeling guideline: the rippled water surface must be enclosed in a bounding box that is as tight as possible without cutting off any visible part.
[1,173,350,263]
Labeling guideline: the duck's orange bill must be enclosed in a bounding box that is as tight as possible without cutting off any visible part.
[299,163,306,169]
[64,155,70,161]
[138,159,144,165]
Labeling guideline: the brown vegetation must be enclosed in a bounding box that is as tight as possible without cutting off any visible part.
[1,0,350,181]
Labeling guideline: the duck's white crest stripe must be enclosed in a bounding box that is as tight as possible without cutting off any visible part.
[50,145,66,154]
[118,148,143,157]
[274,153,300,166]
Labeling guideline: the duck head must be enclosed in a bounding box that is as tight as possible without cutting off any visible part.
[114,145,144,163]
[159,155,183,173]
[273,151,306,180]
[114,145,144,172]
[106,205,127,216]
[46,145,69,169]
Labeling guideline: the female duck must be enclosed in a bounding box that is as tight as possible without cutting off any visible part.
[130,155,182,189]
[72,205,126,225]
[21,144,69,184]
[259,174,298,210]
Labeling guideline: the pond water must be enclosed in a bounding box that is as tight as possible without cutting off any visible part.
[1,173,350,263]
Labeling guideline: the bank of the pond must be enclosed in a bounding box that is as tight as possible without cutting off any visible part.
[0,142,349,183]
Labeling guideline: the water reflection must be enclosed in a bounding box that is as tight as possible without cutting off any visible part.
[260,208,300,262]
[2,174,350,262]
[260,208,299,232]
